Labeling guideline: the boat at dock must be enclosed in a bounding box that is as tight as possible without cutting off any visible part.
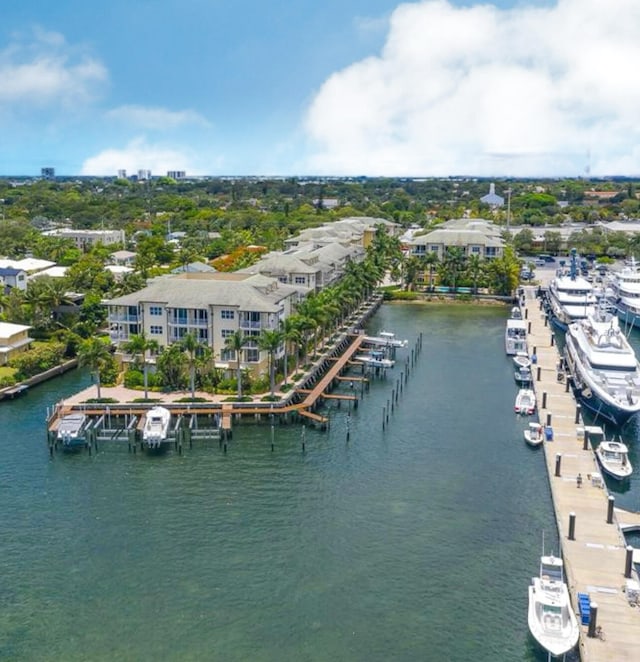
[354,350,395,369]
[607,257,640,329]
[364,331,408,348]
[505,318,528,356]
[515,389,536,415]
[514,366,533,387]
[528,553,579,658]
[523,422,544,447]
[57,413,88,449]
[546,249,597,331]
[142,406,172,448]
[513,351,531,370]
[595,439,632,480]
[564,301,640,426]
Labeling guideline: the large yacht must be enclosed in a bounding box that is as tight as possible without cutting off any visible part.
[546,249,596,330]
[564,302,640,425]
[608,257,640,329]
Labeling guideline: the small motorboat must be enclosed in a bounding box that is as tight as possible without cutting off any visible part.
[513,351,532,370]
[515,389,536,415]
[510,305,523,320]
[524,422,544,447]
[528,553,579,658]
[142,406,172,449]
[595,439,632,480]
[514,366,533,386]
[57,413,88,450]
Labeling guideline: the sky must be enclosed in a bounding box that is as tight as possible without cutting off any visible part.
[0,0,638,178]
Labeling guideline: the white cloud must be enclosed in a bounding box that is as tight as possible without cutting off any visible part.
[106,105,211,130]
[80,137,209,176]
[304,0,640,177]
[0,28,107,109]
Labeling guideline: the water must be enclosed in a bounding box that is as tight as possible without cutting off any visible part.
[0,304,578,661]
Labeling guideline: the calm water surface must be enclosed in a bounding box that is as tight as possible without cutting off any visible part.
[0,303,601,661]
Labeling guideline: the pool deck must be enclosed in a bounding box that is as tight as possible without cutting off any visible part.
[522,285,640,661]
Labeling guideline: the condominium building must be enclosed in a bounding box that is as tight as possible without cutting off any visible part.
[105,272,298,374]
[42,229,126,250]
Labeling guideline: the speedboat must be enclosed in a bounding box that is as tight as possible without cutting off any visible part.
[528,554,579,658]
[513,351,531,370]
[524,422,544,447]
[57,413,88,449]
[515,389,536,415]
[377,330,408,348]
[546,249,596,331]
[564,301,640,426]
[509,305,523,320]
[143,406,172,448]
[595,439,632,480]
[355,351,395,368]
[514,366,533,386]
[505,318,527,355]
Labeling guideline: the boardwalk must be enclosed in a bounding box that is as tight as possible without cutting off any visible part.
[522,286,640,661]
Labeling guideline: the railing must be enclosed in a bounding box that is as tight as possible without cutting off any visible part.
[168,318,209,327]
[239,320,261,329]
[109,314,139,322]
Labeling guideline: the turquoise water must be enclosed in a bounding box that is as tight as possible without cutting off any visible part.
[1,304,574,661]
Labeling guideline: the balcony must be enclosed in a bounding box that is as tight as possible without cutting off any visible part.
[168,318,209,327]
[109,313,139,323]
[239,320,261,330]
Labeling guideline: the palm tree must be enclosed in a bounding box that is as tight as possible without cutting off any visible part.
[280,317,301,385]
[258,328,284,396]
[441,247,466,291]
[78,337,112,400]
[423,252,439,292]
[465,254,485,295]
[180,332,201,399]
[123,332,158,400]
[224,330,247,399]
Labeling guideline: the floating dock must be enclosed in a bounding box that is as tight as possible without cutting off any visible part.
[522,285,640,660]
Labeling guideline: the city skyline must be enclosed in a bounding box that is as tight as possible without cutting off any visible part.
[0,0,637,178]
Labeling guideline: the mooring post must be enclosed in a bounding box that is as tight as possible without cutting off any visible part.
[575,404,581,425]
[550,333,555,346]
[386,399,390,424]
[555,453,562,477]
[583,428,589,451]
[565,376,571,392]
[587,603,598,638]
[382,406,386,430]
[346,414,350,442]
[625,545,634,578]
[568,512,576,540]
[542,392,547,409]
[400,373,403,393]
[271,424,275,452]
[527,321,531,334]
[546,413,552,427]
[391,391,394,412]
[607,496,615,524]
[544,315,548,327]
[302,424,306,453]
[395,380,399,402]
[537,366,542,382]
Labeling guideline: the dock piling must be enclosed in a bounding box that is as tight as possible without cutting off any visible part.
[625,545,634,578]
[587,603,598,638]
[574,404,581,425]
[568,511,576,540]
[555,453,562,477]
[542,392,547,409]
[607,496,615,524]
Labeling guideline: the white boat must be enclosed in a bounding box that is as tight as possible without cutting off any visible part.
[546,249,596,331]
[510,305,523,320]
[513,351,531,370]
[595,439,633,480]
[355,351,395,369]
[564,301,640,426]
[607,257,640,329]
[143,406,172,448]
[528,554,579,658]
[505,318,527,355]
[514,366,533,386]
[364,331,408,348]
[57,413,88,448]
[515,389,536,415]
[524,422,544,447]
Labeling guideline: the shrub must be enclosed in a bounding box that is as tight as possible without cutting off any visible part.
[83,397,119,404]
[0,374,17,388]
[10,342,66,379]
[174,396,209,403]
[387,290,418,301]
[124,369,144,388]
[260,395,281,402]
[222,395,253,402]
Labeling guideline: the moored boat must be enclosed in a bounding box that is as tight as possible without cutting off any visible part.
[528,553,579,658]
[524,422,544,447]
[608,257,640,329]
[355,350,395,369]
[595,439,632,480]
[143,406,172,448]
[514,366,533,386]
[505,318,528,356]
[513,351,531,370]
[564,301,640,426]
[57,413,88,449]
[515,389,536,415]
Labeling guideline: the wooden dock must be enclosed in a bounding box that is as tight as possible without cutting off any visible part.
[522,286,640,661]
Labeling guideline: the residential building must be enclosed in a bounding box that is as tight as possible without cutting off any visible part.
[110,250,137,266]
[105,273,298,376]
[408,218,505,260]
[0,322,33,365]
[0,267,27,292]
[42,229,125,250]
[167,171,186,180]
[0,258,55,276]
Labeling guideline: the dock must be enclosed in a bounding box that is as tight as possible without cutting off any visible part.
[522,286,640,660]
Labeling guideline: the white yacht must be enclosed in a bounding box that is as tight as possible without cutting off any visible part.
[143,406,172,448]
[515,389,536,415]
[528,554,579,658]
[546,250,596,331]
[608,257,640,329]
[564,303,640,425]
[505,318,527,356]
[595,439,633,480]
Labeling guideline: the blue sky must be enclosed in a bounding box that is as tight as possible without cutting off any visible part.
[1,0,637,178]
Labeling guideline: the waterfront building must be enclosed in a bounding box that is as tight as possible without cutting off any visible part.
[408,218,505,260]
[109,250,137,266]
[0,322,33,365]
[105,272,298,376]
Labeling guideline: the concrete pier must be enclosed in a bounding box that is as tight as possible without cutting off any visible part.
[522,285,640,661]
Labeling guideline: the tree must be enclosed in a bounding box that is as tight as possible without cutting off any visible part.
[180,332,202,399]
[258,328,284,396]
[439,247,466,291]
[225,330,247,399]
[465,255,485,294]
[280,317,301,384]
[423,252,439,291]
[78,337,112,400]
[123,332,158,400]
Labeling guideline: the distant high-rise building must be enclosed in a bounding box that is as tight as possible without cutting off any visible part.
[137,169,151,181]
[167,170,186,180]
[117,169,127,179]
[41,167,55,180]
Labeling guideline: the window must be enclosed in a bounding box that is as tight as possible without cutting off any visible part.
[197,329,208,342]
[221,310,235,319]
[221,329,235,339]
[294,276,307,284]
[149,306,162,316]
[245,348,259,362]
[220,348,235,362]
[150,325,163,335]
[470,246,480,254]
